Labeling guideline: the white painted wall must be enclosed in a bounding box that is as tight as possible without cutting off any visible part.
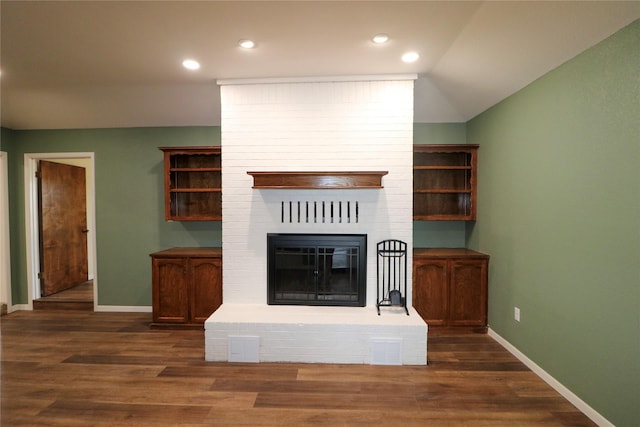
[219,77,415,308]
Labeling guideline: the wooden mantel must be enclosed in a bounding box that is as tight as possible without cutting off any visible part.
[247,171,388,189]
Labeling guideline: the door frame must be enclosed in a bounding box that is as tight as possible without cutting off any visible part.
[0,152,11,312]
[24,152,97,309]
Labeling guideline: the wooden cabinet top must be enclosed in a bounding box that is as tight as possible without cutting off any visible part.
[414,248,489,259]
[159,146,221,154]
[150,247,222,258]
[413,144,479,153]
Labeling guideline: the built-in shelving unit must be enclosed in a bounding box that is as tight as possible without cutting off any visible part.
[160,146,221,221]
[413,144,478,221]
[150,247,222,328]
[413,248,489,330]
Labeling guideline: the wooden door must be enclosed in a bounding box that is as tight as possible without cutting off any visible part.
[190,257,222,323]
[38,160,88,296]
[449,259,487,326]
[413,258,449,325]
[152,257,188,323]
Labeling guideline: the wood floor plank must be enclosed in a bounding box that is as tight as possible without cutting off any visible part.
[254,391,420,411]
[160,364,300,381]
[62,353,203,366]
[38,400,212,424]
[1,310,597,426]
[205,407,574,427]
[209,377,439,396]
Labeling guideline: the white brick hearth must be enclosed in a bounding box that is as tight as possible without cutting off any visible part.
[206,305,427,364]
[206,75,427,365]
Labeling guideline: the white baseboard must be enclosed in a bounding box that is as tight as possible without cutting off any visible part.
[6,304,152,314]
[488,328,613,427]
[94,305,152,313]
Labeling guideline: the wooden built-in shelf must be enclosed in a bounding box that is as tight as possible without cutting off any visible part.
[159,146,222,221]
[247,171,388,189]
[413,144,478,221]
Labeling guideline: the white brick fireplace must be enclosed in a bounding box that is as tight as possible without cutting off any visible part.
[205,75,427,365]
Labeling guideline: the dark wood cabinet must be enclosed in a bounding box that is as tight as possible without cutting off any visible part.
[150,247,222,327]
[413,248,489,329]
[413,144,478,220]
[159,146,221,221]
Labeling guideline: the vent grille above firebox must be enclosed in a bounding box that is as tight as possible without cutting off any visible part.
[281,201,359,224]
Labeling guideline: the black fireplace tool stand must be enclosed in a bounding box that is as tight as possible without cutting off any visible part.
[376,239,409,315]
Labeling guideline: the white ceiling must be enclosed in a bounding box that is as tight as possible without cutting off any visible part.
[1,1,639,130]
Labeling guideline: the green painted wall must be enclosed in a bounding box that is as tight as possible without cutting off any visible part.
[6,127,221,306]
[467,20,640,426]
[413,122,468,248]
[5,123,468,305]
[1,127,13,150]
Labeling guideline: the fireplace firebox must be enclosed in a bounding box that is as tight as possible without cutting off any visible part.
[267,234,367,307]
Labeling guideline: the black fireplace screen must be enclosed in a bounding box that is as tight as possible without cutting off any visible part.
[267,234,367,307]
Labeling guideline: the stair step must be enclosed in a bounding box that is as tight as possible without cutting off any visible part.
[33,300,93,311]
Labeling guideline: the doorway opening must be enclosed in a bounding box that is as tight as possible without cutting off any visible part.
[24,153,97,310]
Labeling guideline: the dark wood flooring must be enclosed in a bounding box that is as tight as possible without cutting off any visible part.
[0,310,595,426]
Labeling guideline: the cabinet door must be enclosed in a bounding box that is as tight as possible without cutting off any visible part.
[152,258,188,323]
[189,257,222,323]
[449,259,487,326]
[413,258,448,325]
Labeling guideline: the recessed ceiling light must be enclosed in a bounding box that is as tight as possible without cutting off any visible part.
[372,34,389,44]
[401,52,419,63]
[182,59,200,70]
[238,39,255,49]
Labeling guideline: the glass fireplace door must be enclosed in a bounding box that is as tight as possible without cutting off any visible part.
[268,234,366,307]
[273,246,318,302]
